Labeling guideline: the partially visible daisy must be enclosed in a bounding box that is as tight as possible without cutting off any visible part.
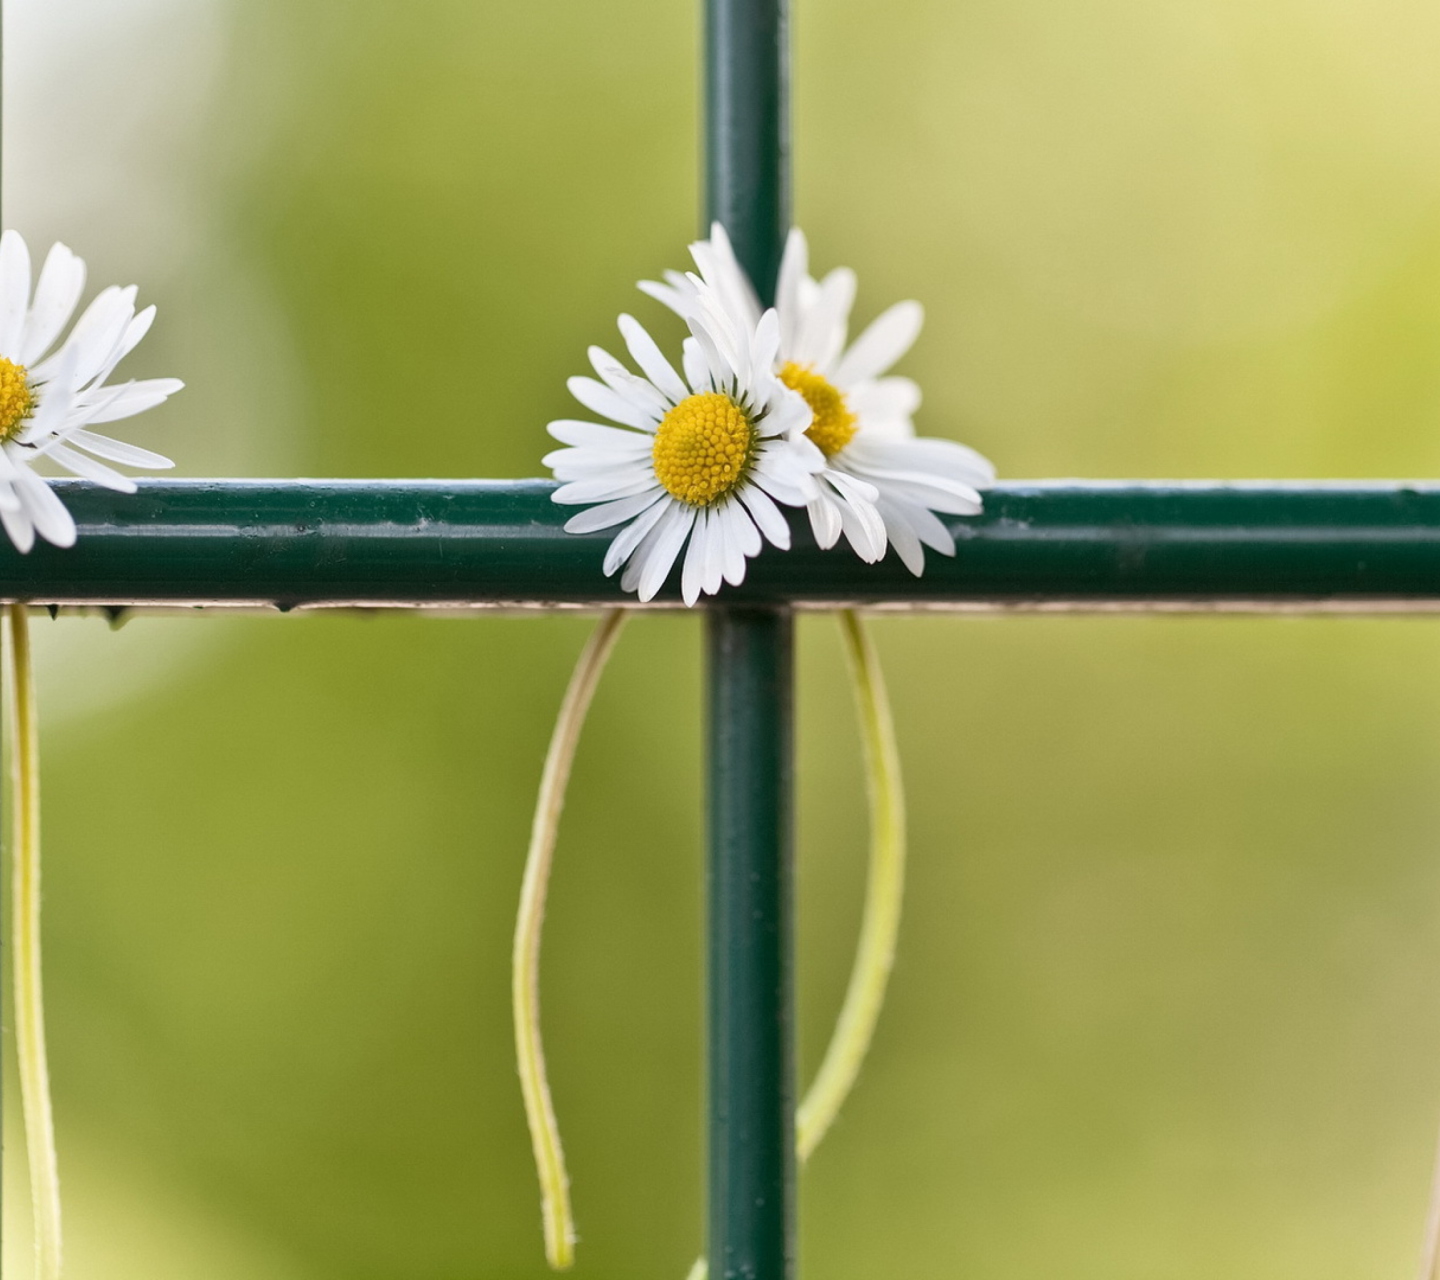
[546,282,823,605]
[643,224,995,575]
[0,230,181,553]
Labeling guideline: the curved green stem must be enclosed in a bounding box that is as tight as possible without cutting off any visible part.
[686,609,906,1280]
[513,609,628,1270]
[1418,1114,1440,1280]
[796,610,905,1160]
[6,604,63,1280]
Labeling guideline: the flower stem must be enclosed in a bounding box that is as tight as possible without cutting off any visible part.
[513,609,628,1270]
[6,603,63,1280]
[796,609,905,1158]
[1418,1114,1440,1280]
[685,609,906,1280]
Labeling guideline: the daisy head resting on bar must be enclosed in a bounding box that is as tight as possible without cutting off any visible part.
[643,223,995,575]
[546,273,824,605]
[0,230,181,553]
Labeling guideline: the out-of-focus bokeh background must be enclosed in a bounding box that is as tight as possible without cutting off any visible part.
[5,0,1440,1275]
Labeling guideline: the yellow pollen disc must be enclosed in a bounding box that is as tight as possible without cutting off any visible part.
[780,361,858,458]
[651,392,757,507]
[0,357,34,443]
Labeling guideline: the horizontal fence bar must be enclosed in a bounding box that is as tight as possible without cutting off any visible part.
[3,479,1440,610]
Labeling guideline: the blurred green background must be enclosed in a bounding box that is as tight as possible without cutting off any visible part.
[5,0,1440,1275]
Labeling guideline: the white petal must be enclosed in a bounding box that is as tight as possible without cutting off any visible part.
[604,496,671,576]
[637,270,698,318]
[717,500,754,585]
[823,467,878,505]
[41,285,136,388]
[752,308,781,375]
[850,434,996,487]
[553,471,660,505]
[758,384,812,440]
[796,274,821,317]
[883,495,956,556]
[547,419,653,449]
[824,472,888,562]
[682,336,711,392]
[807,492,843,549]
[738,484,790,549]
[21,345,81,441]
[775,228,808,356]
[63,428,173,470]
[687,297,742,388]
[834,300,923,387]
[31,286,126,387]
[588,345,671,418]
[21,242,85,366]
[46,442,136,492]
[701,509,727,595]
[875,496,926,575]
[685,313,737,388]
[752,469,816,508]
[12,463,76,548]
[722,495,761,559]
[618,314,689,404]
[793,267,856,372]
[0,231,32,360]
[567,375,657,430]
[544,444,651,473]
[548,457,652,484]
[85,304,157,390]
[561,488,664,534]
[841,466,982,514]
[847,377,921,433]
[633,502,695,602]
[755,438,824,489]
[681,509,711,606]
[79,377,183,425]
[693,224,761,332]
[0,500,35,552]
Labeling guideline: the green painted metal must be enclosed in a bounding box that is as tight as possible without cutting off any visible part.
[705,0,789,307]
[6,480,1440,608]
[705,608,796,1280]
[705,0,795,1275]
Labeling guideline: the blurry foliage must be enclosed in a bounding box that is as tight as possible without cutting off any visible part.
[5,0,1440,1276]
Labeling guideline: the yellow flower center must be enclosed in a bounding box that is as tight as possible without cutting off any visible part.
[651,392,757,507]
[780,361,858,457]
[0,357,35,443]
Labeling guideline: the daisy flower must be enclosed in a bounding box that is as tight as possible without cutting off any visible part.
[642,224,995,575]
[545,283,823,605]
[0,229,181,553]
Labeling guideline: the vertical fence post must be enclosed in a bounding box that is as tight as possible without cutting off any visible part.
[704,1,794,1278]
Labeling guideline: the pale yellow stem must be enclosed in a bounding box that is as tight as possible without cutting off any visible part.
[6,603,63,1280]
[796,609,905,1160]
[513,609,628,1270]
[1418,1114,1440,1280]
[686,610,906,1280]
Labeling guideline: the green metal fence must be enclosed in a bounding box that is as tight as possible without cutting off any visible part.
[5,1,1440,1278]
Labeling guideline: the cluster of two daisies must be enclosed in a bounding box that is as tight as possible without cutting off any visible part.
[516,229,993,1276]
[547,224,995,601]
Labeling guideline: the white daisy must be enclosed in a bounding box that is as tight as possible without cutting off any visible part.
[642,224,995,575]
[0,229,181,553]
[546,282,823,605]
